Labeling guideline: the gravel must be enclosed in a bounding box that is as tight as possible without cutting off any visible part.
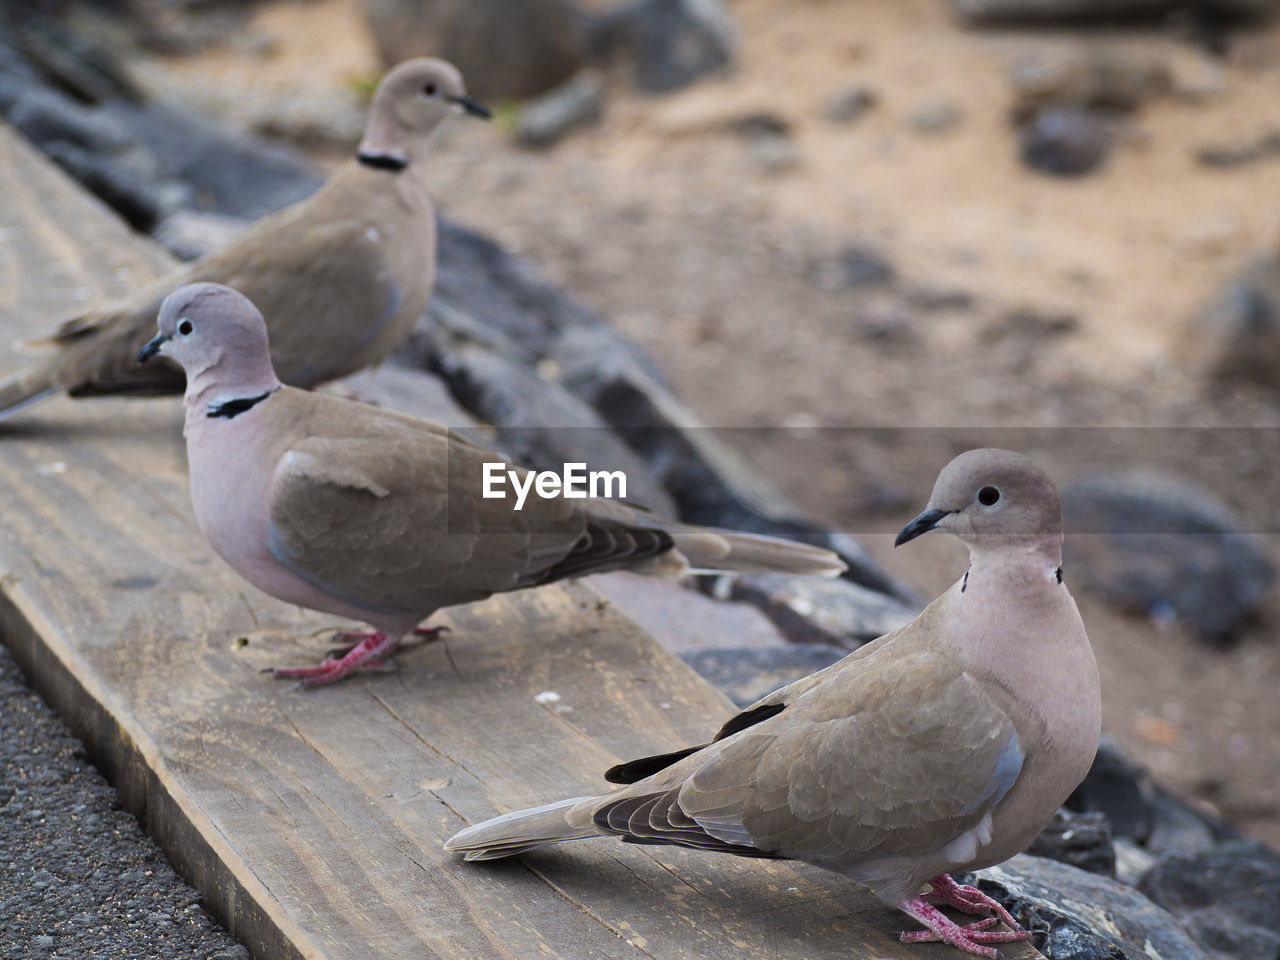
[0,643,246,960]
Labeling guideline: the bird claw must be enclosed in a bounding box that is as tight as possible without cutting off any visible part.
[325,624,446,658]
[269,631,399,687]
[926,874,1024,931]
[897,880,1030,959]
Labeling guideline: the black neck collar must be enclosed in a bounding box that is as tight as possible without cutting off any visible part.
[207,387,278,420]
[357,151,408,172]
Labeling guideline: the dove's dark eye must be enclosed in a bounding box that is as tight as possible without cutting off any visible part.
[177,318,194,336]
[422,83,438,98]
[978,486,1000,507]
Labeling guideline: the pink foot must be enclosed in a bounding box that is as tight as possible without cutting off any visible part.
[897,880,1031,959]
[926,873,1024,932]
[270,631,401,687]
[329,624,448,656]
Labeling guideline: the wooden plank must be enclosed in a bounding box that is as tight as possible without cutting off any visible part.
[0,123,1042,960]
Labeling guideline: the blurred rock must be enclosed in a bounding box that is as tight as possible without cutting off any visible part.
[362,0,588,101]
[829,244,890,289]
[6,12,141,103]
[1063,472,1274,640]
[555,339,918,603]
[824,84,877,124]
[329,362,479,427]
[955,0,1279,24]
[1197,130,1280,167]
[423,339,678,514]
[995,306,1080,339]
[681,645,847,707]
[1028,809,1116,876]
[1140,841,1280,960]
[5,83,131,154]
[1181,910,1280,960]
[1067,736,1242,884]
[594,0,737,94]
[1068,735,1156,844]
[125,59,368,150]
[903,282,976,312]
[1197,254,1280,391]
[94,98,323,220]
[705,573,918,649]
[589,570,790,658]
[1007,47,1167,121]
[151,208,248,261]
[418,223,668,381]
[909,97,962,134]
[40,140,182,232]
[0,70,238,233]
[1165,47,1227,102]
[739,117,796,173]
[516,69,606,148]
[1020,104,1114,176]
[967,854,1211,960]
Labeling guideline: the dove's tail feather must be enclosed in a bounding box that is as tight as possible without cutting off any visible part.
[0,363,57,422]
[445,797,599,861]
[671,529,845,578]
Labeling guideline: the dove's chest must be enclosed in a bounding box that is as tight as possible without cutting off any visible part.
[184,408,281,572]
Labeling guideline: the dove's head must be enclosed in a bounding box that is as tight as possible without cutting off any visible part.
[895,448,1063,549]
[357,58,489,170]
[139,283,280,399]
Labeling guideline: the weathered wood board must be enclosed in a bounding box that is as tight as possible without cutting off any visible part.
[0,123,1042,960]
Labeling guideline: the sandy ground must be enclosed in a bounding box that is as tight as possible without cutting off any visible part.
[138,0,1280,845]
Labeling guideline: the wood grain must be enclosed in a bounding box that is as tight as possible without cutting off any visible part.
[0,123,1042,960]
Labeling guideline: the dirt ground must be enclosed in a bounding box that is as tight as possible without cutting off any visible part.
[138,0,1280,846]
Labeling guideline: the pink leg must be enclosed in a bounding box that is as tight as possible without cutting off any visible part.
[270,631,401,687]
[330,624,448,656]
[926,873,1024,931]
[896,881,1031,959]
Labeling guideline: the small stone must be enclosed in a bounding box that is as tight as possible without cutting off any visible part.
[630,0,737,94]
[825,85,877,123]
[834,244,895,288]
[1028,808,1116,876]
[516,69,606,149]
[909,97,962,134]
[1062,472,1276,640]
[1020,103,1114,176]
[1007,47,1164,120]
[33,935,54,950]
[1196,130,1280,168]
[1196,253,1280,391]
[967,854,1212,960]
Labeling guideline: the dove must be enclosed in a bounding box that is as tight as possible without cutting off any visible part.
[138,282,845,686]
[0,58,490,421]
[446,448,1102,958]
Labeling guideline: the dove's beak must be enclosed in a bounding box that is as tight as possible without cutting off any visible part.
[137,333,167,364]
[452,95,492,120]
[894,508,951,547]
